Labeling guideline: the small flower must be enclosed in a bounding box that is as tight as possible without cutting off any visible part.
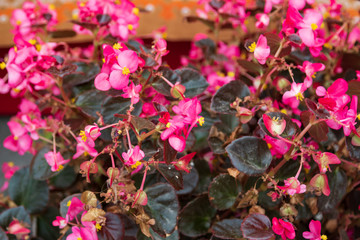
[282,82,307,109]
[122,145,145,168]
[6,219,31,239]
[44,151,70,172]
[52,216,67,229]
[313,152,341,173]
[278,177,306,196]
[303,220,327,240]
[122,82,142,104]
[263,113,286,136]
[249,34,270,64]
[272,217,296,240]
[65,197,85,221]
[310,173,330,196]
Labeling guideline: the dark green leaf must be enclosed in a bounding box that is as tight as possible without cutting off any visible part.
[101,96,142,124]
[96,14,111,25]
[208,174,241,210]
[194,38,216,59]
[209,0,225,10]
[237,59,263,74]
[137,228,179,240]
[274,159,300,180]
[211,219,243,239]
[211,80,250,113]
[175,68,209,98]
[75,89,108,118]
[97,213,124,240]
[0,206,31,229]
[176,167,199,195]
[264,33,281,56]
[0,227,8,240]
[178,195,216,237]
[71,20,97,31]
[8,168,49,214]
[37,207,61,240]
[156,164,183,191]
[226,136,272,175]
[193,159,212,194]
[163,140,177,165]
[258,112,299,138]
[208,122,233,154]
[346,136,360,162]
[318,169,347,213]
[50,165,77,189]
[63,62,100,87]
[60,193,82,218]
[152,67,180,96]
[31,147,60,180]
[47,65,78,78]
[50,30,76,38]
[144,183,179,236]
[241,214,274,240]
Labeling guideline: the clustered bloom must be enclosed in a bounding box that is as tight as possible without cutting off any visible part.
[303,220,328,240]
[272,217,296,240]
[0,162,20,191]
[44,151,70,172]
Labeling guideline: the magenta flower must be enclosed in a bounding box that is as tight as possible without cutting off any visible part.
[44,151,70,172]
[52,216,67,229]
[65,197,85,221]
[264,135,291,158]
[172,98,202,125]
[303,220,327,240]
[0,162,20,191]
[255,13,270,29]
[6,219,31,239]
[3,121,32,155]
[249,34,270,64]
[289,0,314,10]
[298,9,324,47]
[282,82,307,109]
[122,82,142,104]
[316,78,350,111]
[310,173,330,196]
[161,116,186,152]
[122,145,145,168]
[301,61,325,88]
[264,0,282,13]
[272,217,296,240]
[73,137,98,159]
[263,113,286,136]
[313,152,341,174]
[278,177,306,196]
[66,215,97,240]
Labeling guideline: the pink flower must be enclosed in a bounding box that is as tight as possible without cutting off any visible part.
[310,174,330,196]
[44,151,70,172]
[79,124,101,146]
[122,145,145,168]
[66,215,97,240]
[316,78,350,111]
[3,121,32,155]
[172,98,202,126]
[255,13,269,29]
[313,152,341,173]
[289,0,314,10]
[73,137,98,159]
[249,34,270,65]
[122,82,142,104]
[301,61,325,88]
[6,219,31,239]
[264,0,282,13]
[52,216,67,229]
[263,113,286,136]
[278,177,306,196]
[298,9,324,48]
[282,82,307,109]
[272,217,296,240]
[264,135,291,158]
[161,116,186,152]
[66,197,85,221]
[303,220,327,240]
[2,162,19,179]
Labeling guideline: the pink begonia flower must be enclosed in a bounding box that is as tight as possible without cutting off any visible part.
[3,121,32,155]
[264,0,282,13]
[316,78,350,111]
[122,145,145,169]
[289,0,314,10]
[6,219,31,239]
[282,82,307,109]
[66,214,97,240]
[278,177,306,196]
[264,135,291,158]
[122,82,142,104]
[161,116,186,152]
[52,216,67,229]
[255,13,269,29]
[301,61,325,88]
[140,102,157,118]
[313,152,341,173]
[263,113,286,136]
[66,197,85,221]
[310,173,330,196]
[272,217,296,240]
[73,137,98,159]
[298,9,324,47]
[0,162,19,192]
[303,220,327,240]
[173,98,203,125]
[248,34,270,65]
[347,27,360,48]
[206,72,234,94]
[79,124,101,147]
[44,151,70,172]
[153,38,169,69]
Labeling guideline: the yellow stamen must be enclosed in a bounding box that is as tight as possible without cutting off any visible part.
[0,62,6,70]
[122,66,130,75]
[16,20,21,25]
[77,238,82,240]
[95,223,102,231]
[267,143,272,149]
[312,72,316,78]
[227,71,235,77]
[29,39,36,45]
[35,44,41,52]
[80,2,86,7]
[280,109,287,115]
[49,4,55,10]
[71,98,75,103]
[272,116,280,122]
[248,42,256,52]
[117,130,122,134]
[114,0,121,4]
[132,7,139,15]
[8,162,14,167]
[14,46,18,52]
[198,117,205,126]
[216,71,225,77]
[84,151,89,157]
[127,24,134,31]
[215,85,221,91]
[102,58,105,63]
[162,32,168,39]
[79,130,87,142]
[357,113,360,121]
[131,161,141,169]
[311,23,318,30]
[321,235,327,240]
[13,88,21,93]
[323,43,333,49]
[67,200,72,206]
[14,136,19,140]
[72,13,79,20]
[57,165,64,171]
[295,92,304,101]
[166,122,171,128]
[112,43,122,50]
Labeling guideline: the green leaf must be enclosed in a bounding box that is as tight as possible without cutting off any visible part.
[0,227,8,240]
[137,228,179,240]
[194,38,216,59]
[75,89,108,118]
[0,206,31,230]
[176,167,199,195]
[97,213,124,240]
[347,80,360,106]
[237,59,263,74]
[225,136,272,175]
[144,183,179,236]
[31,147,61,180]
[318,169,347,214]
[63,62,100,87]
[178,195,216,237]
[193,159,212,194]
[208,122,232,154]
[163,140,177,165]
[185,16,215,31]
[37,207,61,240]
[156,164,183,191]
[101,96,142,124]
[175,68,209,98]
[209,174,241,210]
[50,165,77,189]
[211,80,250,113]
[211,219,243,239]
[241,214,274,240]
[346,136,360,162]
[152,67,180,96]
[8,168,49,214]
[274,159,300,180]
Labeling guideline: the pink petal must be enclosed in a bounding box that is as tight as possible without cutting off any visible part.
[327,78,347,96]
[316,86,327,96]
[94,73,111,91]
[117,50,139,72]
[309,220,321,236]
[109,70,129,90]
[299,28,315,47]
[169,135,185,152]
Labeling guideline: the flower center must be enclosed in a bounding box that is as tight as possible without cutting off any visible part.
[248,42,256,52]
[131,161,141,169]
[311,23,318,30]
[128,24,134,31]
[8,162,14,167]
[0,62,6,70]
[166,122,171,128]
[16,20,21,25]
[67,200,71,206]
[321,235,328,240]
[122,67,130,75]
[295,92,304,101]
[198,117,205,126]
[132,8,139,15]
[95,223,102,231]
[113,43,122,50]
[79,130,87,142]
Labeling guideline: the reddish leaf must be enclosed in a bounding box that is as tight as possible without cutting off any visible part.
[97,213,125,240]
[241,213,274,240]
